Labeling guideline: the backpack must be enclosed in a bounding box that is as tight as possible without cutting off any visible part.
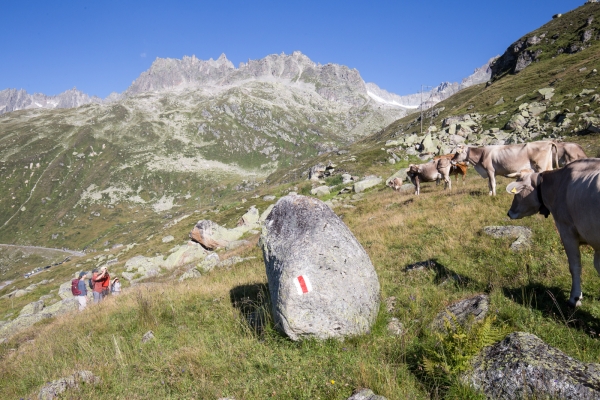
[89,278,94,289]
[71,279,82,296]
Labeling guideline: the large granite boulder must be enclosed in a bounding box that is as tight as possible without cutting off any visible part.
[463,332,600,399]
[261,195,380,340]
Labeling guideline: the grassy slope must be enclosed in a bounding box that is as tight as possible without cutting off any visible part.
[2,174,600,399]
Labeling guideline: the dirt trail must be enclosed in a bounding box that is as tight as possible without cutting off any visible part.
[0,244,85,257]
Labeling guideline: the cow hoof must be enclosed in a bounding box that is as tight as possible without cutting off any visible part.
[567,299,582,308]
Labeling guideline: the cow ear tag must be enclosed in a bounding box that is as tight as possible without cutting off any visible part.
[511,187,518,194]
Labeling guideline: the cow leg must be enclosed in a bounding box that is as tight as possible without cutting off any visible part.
[488,172,496,196]
[560,232,583,307]
[414,176,420,195]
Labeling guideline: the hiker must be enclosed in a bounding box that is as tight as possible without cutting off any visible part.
[111,277,121,295]
[92,267,109,303]
[71,271,88,311]
[101,266,111,298]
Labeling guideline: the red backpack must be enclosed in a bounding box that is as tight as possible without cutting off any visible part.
[71,279,82,296]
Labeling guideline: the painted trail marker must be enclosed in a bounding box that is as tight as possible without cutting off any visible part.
[294,275,312,295]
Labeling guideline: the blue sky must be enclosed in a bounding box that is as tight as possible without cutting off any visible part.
[0,0,585,98]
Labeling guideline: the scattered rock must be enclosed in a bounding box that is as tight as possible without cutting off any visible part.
[179,268,202,281]
[226,240,250,251]
[263,195,276,202]
[161,242,208,270]
[463,332,600,399]
[38,370,101,400]
[494,97,505,105]
[14,289,28,298]
[387,318,404,336]
[483,226,532,251]
[311,185,330,197]
[261,195,380,340]
[19,300,45,316]
[141,330,155,343]
[431,294,489,331]
[189,220,245,250]
[197,253,220,272]
[347,388,388,400]
[161,235,174,243]
[354,176,382,193]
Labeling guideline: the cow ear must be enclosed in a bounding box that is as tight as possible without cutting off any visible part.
[506,182,526,195]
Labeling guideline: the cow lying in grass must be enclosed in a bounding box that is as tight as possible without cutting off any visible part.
[407,158,451,195]
[506,159,600,307]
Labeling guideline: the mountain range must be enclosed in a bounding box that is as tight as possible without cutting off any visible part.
[0,51,493,116]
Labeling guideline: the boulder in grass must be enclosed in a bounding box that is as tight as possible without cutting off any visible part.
[463,332,600,399]
[189,220,241,250]
[347,389,388,400]
[354,176,382,193]
[431,293,489,331]
[261,195,380,341]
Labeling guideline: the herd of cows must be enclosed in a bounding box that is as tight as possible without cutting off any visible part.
[386,140,599,308]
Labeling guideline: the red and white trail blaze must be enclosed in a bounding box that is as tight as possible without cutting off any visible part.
[294,275,313,295]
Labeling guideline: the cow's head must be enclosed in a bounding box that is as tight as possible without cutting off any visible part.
[506,169,542,219]
[451,145,468,164]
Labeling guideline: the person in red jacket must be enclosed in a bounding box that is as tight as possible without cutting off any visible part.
[92,267,109,303]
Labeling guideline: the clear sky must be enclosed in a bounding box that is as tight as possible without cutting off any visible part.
[0,0,585,98]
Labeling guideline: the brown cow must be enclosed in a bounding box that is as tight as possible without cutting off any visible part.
[387,177,404,191]
[506,159,600,307]
[407,158,451,195]
[552,141,588,167]
[451,142,556,196]
[434,153,468,183]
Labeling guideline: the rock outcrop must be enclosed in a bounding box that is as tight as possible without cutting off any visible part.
[261,195,380,340]
[38,370,101,400]
[463,332,600,399]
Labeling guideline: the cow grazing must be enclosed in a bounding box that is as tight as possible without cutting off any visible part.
[407,158,451,195]
[387,177,405,191]
[506,158,600,307]
[451,142,556,196]
[552,141,587,167]
[434,153,468,183]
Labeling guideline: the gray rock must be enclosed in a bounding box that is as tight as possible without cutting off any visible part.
[354,176,382,193]
[19,300,45,316]
[161,235,174,243]
[431,294,489,331]
[141,330,155,343]
[387,318,404,336]
[14,289,28,298]
[347,388,388,400]
[226,240,250,250]
[463,332,600,399]
[538,87,555,100]
[311,185,330,197]
[38,370,100,400]
[483,225,532,251]
[197,252,220,272]
[261,195,380,340]
[179,268,202,281]
[494,97,505,105]
[385,169,408,186]
[505,114,527,130]
[263,195,276,202]
[44,298,79,317]
[1,312,48,334]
